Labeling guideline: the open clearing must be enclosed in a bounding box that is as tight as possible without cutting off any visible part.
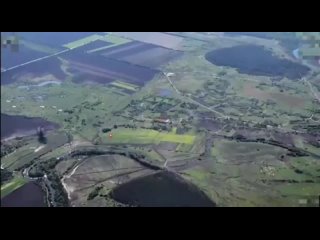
[241,82,307,108]
[1,177,28,198]
[102,128,196,144]
[182,138,320,206]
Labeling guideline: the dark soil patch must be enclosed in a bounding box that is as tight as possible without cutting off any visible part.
[272,132,294,146]
[199,119,223,131]
[1,57,67,85]
[62,51,159,86]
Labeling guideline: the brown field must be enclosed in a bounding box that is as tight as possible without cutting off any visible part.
[120,47,183,68]
[99,41,183,68]
[242,82,306,108]
[112,32,184,50]
[269,92,306,108]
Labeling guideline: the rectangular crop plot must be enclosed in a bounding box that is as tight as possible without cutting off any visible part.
[62,51,159,86]
[63,34,106,49]
[102,128,195,144]
[99,41,183,68]
[110,81,139,91]
[111,32,184,50]
[72,40,113,53]
[16,32,101,48]
[1,177,28,198]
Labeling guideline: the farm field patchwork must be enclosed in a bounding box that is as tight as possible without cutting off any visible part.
[1,32,319,207]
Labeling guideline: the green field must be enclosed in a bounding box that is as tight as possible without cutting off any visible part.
[183,137,320,206]
[63,34,104,49]
[2,144,37,170]
[110,81,139,91]
[22,40,60,54]
[1,81,131,141]
[1,177,28,198]
[103,128,196,144]
[87,34,132,53]
[211,139,286,164]
[1,132,69,171]
[103,34,131,45]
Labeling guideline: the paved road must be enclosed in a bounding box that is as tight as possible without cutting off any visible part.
[1,48,72,73]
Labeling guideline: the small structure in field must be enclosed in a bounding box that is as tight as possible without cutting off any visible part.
[154,118,171,124]
[165,72,175,77]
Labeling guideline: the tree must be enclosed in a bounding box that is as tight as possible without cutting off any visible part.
[37,127,47,144]
[217,70,227,76]
[102,128,111,133]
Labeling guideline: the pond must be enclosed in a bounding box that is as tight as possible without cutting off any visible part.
[205,45,310,80]
[1,113,59,140]
[110,171,215,207]
[1,182,46,207]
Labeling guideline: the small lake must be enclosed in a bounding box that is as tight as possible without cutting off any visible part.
[1,113,59,140]
[205,45,310,80]
[110,171,215,207]
[1,182,46,207]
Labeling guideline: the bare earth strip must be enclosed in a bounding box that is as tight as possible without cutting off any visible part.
[120,47,183,68]
[101,42,146,57]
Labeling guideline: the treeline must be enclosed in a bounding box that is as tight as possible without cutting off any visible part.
[29,157,69,207]
[87,185,103,200]
[229,135,309,157]
[1,139,28,158]
[29,158,60,178]
[47,172,69,207]
[1,169,13,184]
[15,158,37,171]
[70,149,162,171]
